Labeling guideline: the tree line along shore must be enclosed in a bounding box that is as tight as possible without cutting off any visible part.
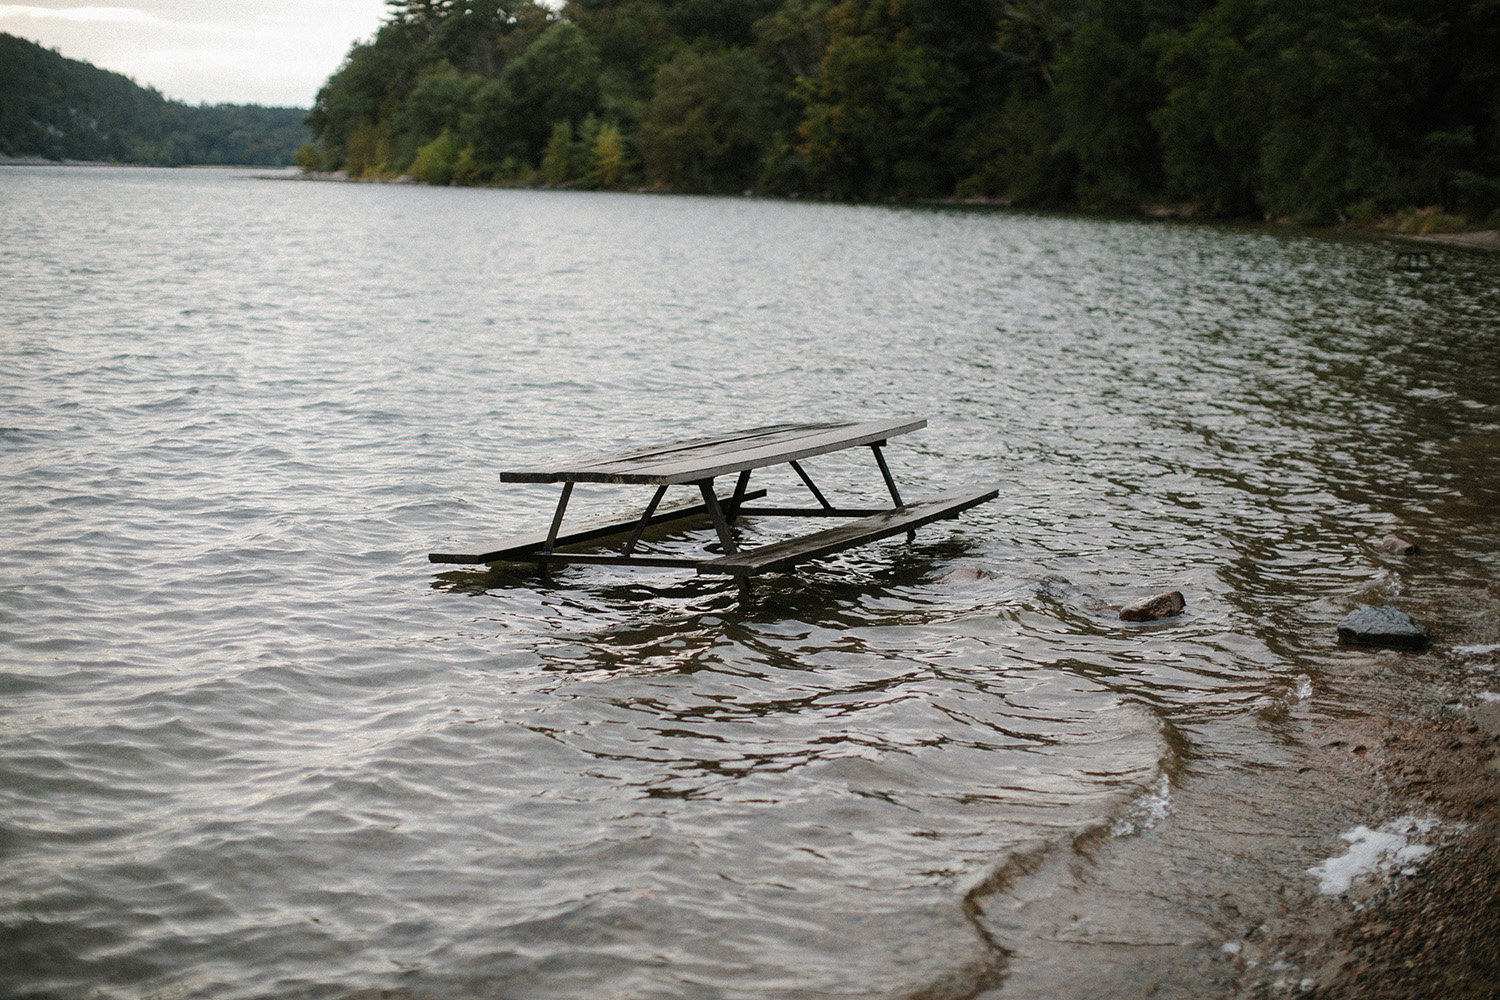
[296,0,1500,229]
[0,33,307,168]
[6,0,1500,232]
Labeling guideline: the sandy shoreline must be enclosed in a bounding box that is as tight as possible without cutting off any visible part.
[1205,588,1500,998]
[971,568,1500,999]
[1278,606,1500,998]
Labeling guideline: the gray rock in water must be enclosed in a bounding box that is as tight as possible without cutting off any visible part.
[1337,606,1431,649]
[1381,533,1420,555]
[1119,591,1186,622]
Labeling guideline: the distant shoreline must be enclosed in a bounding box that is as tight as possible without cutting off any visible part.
[1402,230,1500,251]
[0,156,298,171]
[0,156,115,167]
[9,159,1498,251]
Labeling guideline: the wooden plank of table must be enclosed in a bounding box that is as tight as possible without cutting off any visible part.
[428,487,767,564]
[501,418,927,485]
[695,486,997,576]
[622,418,926,483]
[502,423,814,480]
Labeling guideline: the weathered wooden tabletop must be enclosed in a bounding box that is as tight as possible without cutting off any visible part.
[499,418,927,485]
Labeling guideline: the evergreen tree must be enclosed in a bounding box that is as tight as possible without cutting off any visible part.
[288,0,1500,222]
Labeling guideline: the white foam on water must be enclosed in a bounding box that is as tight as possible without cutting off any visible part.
[1293,674,1313,701]
[1110,773,1172,837]
[1456,644,1500,656]
[1307,816,1438,895]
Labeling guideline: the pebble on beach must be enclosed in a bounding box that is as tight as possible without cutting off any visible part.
[1119,591,1186,621]
[1381,534,1421,555]
[1337,606,1432,649]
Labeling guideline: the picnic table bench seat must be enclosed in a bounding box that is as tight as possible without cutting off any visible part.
[428,485,765,565]
[695,486,998,577]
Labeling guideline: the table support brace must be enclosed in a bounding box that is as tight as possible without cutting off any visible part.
[622,485,669,555]
[727,470,752,523]
[788,460,833,510]
[869,442,914,541]
[869,442,903,507]
[540,481,575,576]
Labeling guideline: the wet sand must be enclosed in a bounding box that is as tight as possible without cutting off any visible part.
[975,581,1500,1000]
[1286,620,1500,999]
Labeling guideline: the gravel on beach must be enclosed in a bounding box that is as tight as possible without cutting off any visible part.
[1259,629,1500,998]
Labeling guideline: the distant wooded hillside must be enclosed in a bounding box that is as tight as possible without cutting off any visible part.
[0,33,309,166]
[301,0,1500,226]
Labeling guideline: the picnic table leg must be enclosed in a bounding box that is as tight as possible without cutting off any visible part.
[869,442,904,506]
[539,481,574,577]
[696,479,739,556]
[726,470,753,523]
[622,485,669,555]
[869,442,915,541]
[698,479,755,601]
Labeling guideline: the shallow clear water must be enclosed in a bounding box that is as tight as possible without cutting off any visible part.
[2,166,1498,999]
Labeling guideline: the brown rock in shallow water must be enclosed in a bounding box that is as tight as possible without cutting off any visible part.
[1382,534,1420,555]
[1119,591,1185,621]
[932,566,992,585]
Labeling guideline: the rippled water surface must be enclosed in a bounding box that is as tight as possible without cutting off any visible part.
[2,166,1498,999]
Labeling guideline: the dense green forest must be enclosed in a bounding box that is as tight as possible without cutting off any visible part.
[302,0,1500,225]
[0,33,308,166]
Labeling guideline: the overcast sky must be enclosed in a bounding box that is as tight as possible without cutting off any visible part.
[0,1,391,107]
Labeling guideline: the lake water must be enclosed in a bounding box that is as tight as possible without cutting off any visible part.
[2,166,1498,999]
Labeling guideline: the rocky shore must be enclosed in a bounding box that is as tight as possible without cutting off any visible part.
[972,563,1500,1000]
[1219,564,1500,1000]
[1272,620,1500,999]
[1302,707,1500,997]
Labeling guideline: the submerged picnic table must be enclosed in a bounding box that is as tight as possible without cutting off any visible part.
[429,417,996,582]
